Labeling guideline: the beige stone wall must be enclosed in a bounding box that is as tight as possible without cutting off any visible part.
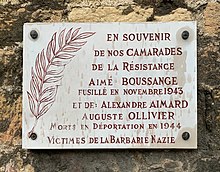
[0,0,219,171]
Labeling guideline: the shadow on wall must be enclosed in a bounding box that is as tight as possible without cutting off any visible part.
[0,0,65,48]
[134,0,188,21]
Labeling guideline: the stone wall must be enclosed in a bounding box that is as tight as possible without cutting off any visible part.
[0,0,219,171]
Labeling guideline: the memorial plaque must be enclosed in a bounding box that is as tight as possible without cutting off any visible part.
[22,22,197,149]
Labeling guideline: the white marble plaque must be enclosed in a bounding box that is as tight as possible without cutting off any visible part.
[22,22,197,149]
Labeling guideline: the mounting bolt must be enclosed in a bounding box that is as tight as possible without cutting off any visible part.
[182,132,190,140]
[30,133,37,140]
[30,30,38,39]
[182,30,189,40]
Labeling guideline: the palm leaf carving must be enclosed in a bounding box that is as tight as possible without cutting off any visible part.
[27,27,95,137]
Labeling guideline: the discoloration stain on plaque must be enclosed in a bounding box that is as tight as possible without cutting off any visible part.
[174,51,187,86]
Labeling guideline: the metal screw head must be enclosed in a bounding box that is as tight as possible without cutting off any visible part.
[30,133,37,140]
[30,30,38,39]
[182,30,189,40]
[182,132,190,140]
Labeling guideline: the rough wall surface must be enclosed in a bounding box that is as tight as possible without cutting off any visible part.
[0,0,220,171]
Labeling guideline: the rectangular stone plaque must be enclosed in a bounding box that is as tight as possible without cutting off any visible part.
[22,22,197,149]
